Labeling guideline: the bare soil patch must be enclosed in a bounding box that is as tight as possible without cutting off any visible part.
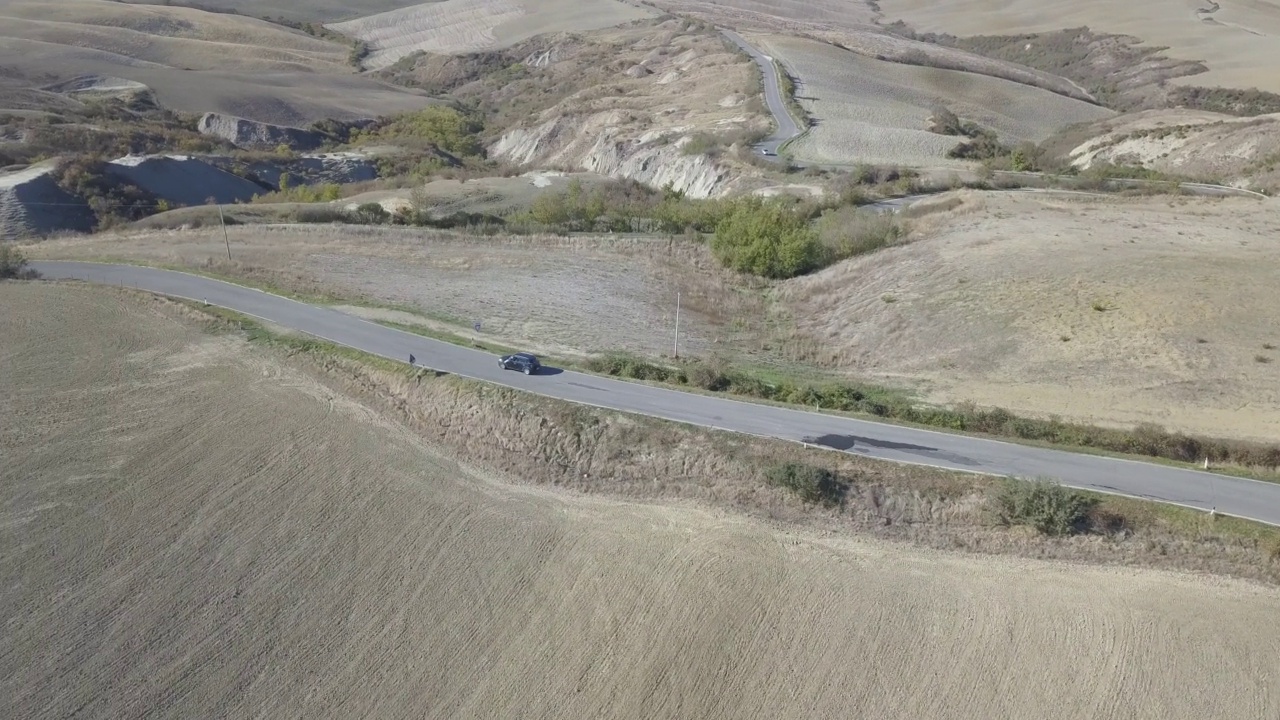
[4,281,1280,718]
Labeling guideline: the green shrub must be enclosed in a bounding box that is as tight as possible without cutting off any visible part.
[353,106,484,157]
[584,353,685,383]
[686,360,730,391]
[989,478,1097,536]
[764,462,849,507]
[251,182,342,204]
[353,202,390,224]
[711,198,825,278]
[0,245,39,279]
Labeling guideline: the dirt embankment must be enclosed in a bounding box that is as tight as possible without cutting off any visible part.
[1060,109,1280,192]
[0,162,96,239]
[4,281,1280,719]
[475,20,771,197]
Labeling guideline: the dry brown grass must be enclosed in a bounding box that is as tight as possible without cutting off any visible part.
[30,221,772,360]
[777,191,1280,441]
[5,281,1280,718]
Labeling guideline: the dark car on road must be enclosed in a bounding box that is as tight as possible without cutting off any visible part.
[498,352,541,375]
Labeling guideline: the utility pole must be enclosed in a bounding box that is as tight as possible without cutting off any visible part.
[673,292,681,358]
[218,205,231,261]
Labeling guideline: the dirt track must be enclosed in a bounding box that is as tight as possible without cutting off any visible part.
[3,282,1280,718]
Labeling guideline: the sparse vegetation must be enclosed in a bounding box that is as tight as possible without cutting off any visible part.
[351,106,484,158]
[0,96,227,167]
[1170,86,1280,117]
[764,462,849,507]
[250,182,342,204]
[931,109,1011,161]
[181,297,1280,588]
[815,206,909,258]
[989,478,1097,536]
[774,59,810,128]
[52,157,162,228]
[0,245,39,279]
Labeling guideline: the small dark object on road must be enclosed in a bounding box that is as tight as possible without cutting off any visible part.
[409,353,415,364]
[498,352,541,375]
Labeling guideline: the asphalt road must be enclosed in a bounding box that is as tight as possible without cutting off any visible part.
[720,29,801,156]
[32,261,1280,527]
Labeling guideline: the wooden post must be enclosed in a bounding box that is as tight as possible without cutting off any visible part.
[219,205,231,261]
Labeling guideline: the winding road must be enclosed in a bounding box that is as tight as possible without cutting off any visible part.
[33,261,1280,527]
[721,29,802,156]
[721,29,1268,202]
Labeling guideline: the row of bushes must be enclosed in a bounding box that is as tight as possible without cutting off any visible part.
[761,461,1098,538]
[584,353,1280,470]
[515,178,911,279]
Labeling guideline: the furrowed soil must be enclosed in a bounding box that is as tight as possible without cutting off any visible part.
[3,282,1280,718]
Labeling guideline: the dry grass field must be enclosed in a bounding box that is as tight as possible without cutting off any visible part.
[877,0,1280,95]
[4,281,1280,719]
[31,225,727,359]
[754,34,1112,167]
[27,189,1280,441]
[328,0,655,70]
[0,0,431,124]
[779,192,1280,441]
[339,170,613,215]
